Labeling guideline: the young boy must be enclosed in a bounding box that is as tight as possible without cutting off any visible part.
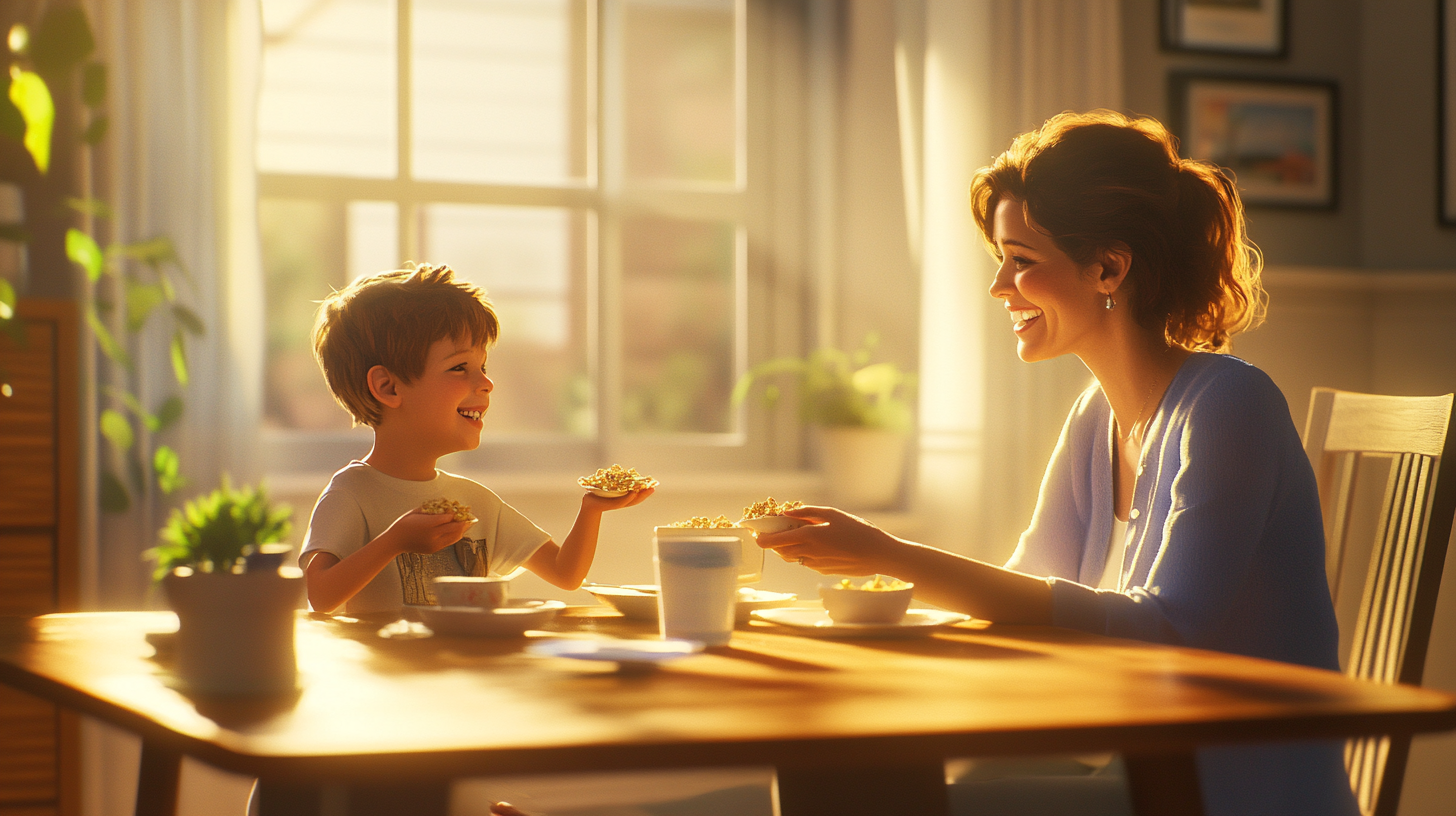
[299,263,651,615]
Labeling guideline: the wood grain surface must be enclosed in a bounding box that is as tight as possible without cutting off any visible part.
[1,609,1453,788]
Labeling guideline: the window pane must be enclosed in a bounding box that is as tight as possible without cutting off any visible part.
[258,0,397,178]
[623,0,738,185]
[412,0,591,185]
[259,198,352,431]
[620,216,736,434]
[421,204,592,436]
[347,201,400,282]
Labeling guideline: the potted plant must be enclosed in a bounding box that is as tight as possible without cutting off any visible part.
[732,333,916,509]
[146,479,301,695]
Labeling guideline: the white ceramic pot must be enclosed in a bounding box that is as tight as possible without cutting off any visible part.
[815,426,910,510]
[162,565,305,695]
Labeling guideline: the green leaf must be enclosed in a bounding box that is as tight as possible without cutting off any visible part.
[81,62,106,107]
[154,396,184,431]
[171,304,205,336]
[101,385,161,432]
[100,469,130,513]
[170,332,188,386]
[0,278,14,321]
[125,281,166,331]
[66,197,114,219]
[31,7,95,78]
[99,408,134,452]
[153,446,183,494]
[66,228,103,281]
[85,306,133,370]
[81,114,107,145]
[0,223,30,243]
[9,69,54,174]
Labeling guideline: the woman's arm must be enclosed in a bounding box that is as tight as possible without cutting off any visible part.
[757,506,1053,624]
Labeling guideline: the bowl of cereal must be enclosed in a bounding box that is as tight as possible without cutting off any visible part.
[419,497,478,524]
[819,575,914,624]
[577,465,659,498]
[737,498,810,535]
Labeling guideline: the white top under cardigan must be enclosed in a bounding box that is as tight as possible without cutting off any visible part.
[1005,352,1358,816]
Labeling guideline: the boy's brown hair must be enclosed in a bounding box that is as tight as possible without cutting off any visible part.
[312,263,499,427]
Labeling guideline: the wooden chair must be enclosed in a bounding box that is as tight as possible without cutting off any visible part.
[1302,388,1456,816]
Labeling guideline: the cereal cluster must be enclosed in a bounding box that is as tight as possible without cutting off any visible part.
[577,464,658,492]
[420,497,475,522]
[836,576,911,592]
[741,497,803,520]
[668,515,740,529]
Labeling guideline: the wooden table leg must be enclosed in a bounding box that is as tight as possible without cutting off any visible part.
[1124,751,1206,816]
[134,740,182,816]
[776,761,949,816]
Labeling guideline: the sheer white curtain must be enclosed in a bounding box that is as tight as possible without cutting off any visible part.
[901,0,1123,562]
[83,1,262,813]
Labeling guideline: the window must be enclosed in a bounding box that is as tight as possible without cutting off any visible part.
[256,0,794,474]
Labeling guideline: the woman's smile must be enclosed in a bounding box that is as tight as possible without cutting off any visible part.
[1010,308,1043,333]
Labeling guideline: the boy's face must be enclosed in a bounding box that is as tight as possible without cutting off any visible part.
[391,336,495,456]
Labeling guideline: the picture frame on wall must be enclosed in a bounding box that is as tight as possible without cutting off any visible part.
[1439,0,1456,224]
[1161,0,1288,57]
[1169,73,1338,209]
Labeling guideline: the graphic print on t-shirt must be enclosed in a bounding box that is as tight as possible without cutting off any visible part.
[398,538,489,605]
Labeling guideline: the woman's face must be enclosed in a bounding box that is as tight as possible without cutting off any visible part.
[987,198,1109,363]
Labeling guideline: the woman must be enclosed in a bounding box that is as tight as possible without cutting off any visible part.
[759,111,1358,816]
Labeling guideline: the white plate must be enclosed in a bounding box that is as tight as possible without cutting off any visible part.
[527,637,703,665]
[417,600,565,637]
[585,586,798,623]
[749,607,970,637]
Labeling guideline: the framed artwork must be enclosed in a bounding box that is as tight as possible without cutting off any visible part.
[1440,0,1456,224]
[1161,0,1288,57]
[1169,73,1338,209]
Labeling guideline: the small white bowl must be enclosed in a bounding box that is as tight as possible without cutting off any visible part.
[819,579,914,624]
[738,516,811,535]
[433,576,509,609]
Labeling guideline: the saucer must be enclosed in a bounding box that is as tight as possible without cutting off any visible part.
[585,586,798,623]
[527,637,703,665]
[749,607,970,638]
[417,600,565,637]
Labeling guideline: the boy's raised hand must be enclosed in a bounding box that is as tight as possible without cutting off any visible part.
[381,509,474,554]
[581,486,655,511]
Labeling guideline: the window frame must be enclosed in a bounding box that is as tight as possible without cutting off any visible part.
[255,0,809,477]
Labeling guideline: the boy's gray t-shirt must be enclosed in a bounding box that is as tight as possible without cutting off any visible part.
[300,462,552,615]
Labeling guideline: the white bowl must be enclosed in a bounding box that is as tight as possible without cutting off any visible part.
[584,585,660,621]
[418,600,564,637]
[818,579,914,624]
[738,516,811,535]
[433,576,509,608]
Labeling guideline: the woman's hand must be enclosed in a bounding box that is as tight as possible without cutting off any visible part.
[490,802,531,816]
[753,505,904,576]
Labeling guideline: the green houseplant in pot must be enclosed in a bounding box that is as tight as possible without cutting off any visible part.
[732,333,916,509]
[146,479,301,695]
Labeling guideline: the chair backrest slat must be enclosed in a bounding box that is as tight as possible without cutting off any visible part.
[1302,388,1456,816]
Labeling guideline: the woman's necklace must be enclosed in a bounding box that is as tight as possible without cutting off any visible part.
[1119,377,1158,452]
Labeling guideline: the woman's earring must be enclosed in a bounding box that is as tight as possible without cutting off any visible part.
[1105,293,1115,310]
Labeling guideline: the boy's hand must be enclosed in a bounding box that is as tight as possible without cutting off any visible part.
[382,509,473,555]
[582,486,655,512]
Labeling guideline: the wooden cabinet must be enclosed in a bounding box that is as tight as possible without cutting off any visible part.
[0,299,79,816]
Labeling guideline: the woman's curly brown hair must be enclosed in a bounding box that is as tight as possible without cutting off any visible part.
[969,110,1265,352]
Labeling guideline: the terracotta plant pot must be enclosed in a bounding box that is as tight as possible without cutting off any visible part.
[162,565,305,695]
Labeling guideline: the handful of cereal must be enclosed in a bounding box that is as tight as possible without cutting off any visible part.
[577,464,658,497]
[737,497,808,534]
[667,515,740,529]
[741,497,804,520]
[419,497,477,523]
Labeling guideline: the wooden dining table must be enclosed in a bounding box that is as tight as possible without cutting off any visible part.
[1,607,1454,816]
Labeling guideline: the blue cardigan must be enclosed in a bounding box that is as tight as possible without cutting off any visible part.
[1004,353,1358,816]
